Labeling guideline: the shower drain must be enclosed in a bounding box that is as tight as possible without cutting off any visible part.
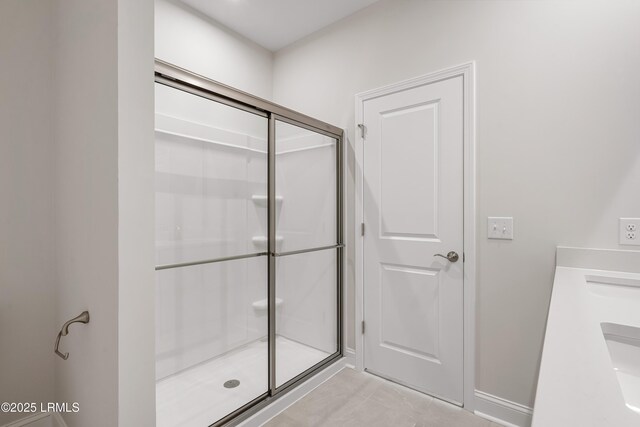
[224,379,240,389]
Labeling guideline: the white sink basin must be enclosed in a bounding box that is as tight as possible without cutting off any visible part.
[587,275,640,299]
[601,322,640,414]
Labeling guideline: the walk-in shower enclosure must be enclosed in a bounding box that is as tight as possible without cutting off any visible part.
[153,60,343,427]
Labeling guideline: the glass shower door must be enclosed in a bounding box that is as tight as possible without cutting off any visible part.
[154,82,269,426]
[273,119,340,388]
[154,59,343,427]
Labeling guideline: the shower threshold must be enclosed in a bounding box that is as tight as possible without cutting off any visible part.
[156,336,330,427]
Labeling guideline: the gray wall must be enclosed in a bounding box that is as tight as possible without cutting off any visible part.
[272,0,640,407]
[0,2,55,424]
[155,0,274,100]
[1,1,155,425]
[53,1,120,424]
[54,0,155,425]
[117,0,156,424]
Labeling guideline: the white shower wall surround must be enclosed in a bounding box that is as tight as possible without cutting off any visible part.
[155,82,268,380]
[275,121,338,356]
[155,83,337,381]
[155,258,267,380]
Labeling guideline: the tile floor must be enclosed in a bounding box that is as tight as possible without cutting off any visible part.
[156,336,329,427]
[264,368,504,427]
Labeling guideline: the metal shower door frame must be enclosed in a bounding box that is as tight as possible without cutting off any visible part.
[154,59,344,427]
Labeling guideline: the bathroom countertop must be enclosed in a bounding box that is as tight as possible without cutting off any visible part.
[532,247,640,426]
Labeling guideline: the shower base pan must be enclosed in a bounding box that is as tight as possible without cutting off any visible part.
[156,336,330,427]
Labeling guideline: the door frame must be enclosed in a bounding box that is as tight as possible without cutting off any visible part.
[354,62,476,411]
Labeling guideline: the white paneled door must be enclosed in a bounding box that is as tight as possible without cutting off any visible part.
[362,75,464,404]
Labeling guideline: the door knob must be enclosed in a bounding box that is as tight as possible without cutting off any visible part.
[434,251,459,263]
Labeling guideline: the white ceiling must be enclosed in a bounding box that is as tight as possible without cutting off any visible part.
[180,0,380,51]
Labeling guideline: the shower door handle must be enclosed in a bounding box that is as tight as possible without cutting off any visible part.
[434,251,459,263]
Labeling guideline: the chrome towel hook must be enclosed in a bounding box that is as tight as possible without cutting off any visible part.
[54,311,90,360]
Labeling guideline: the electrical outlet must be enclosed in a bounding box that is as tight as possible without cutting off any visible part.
[619,218,640,245]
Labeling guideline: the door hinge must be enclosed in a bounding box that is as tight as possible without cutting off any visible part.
[361,320,365,334]
[357,124,366,139]
[361,222,365,236]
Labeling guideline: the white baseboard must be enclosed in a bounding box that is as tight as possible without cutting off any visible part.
[344,348,356,368]
[1,413,67,427]
[237,357,347,426]
[474,390,533,427]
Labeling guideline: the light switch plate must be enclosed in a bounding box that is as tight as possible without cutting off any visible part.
[488,217,513,240]
[619,218,640,246]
